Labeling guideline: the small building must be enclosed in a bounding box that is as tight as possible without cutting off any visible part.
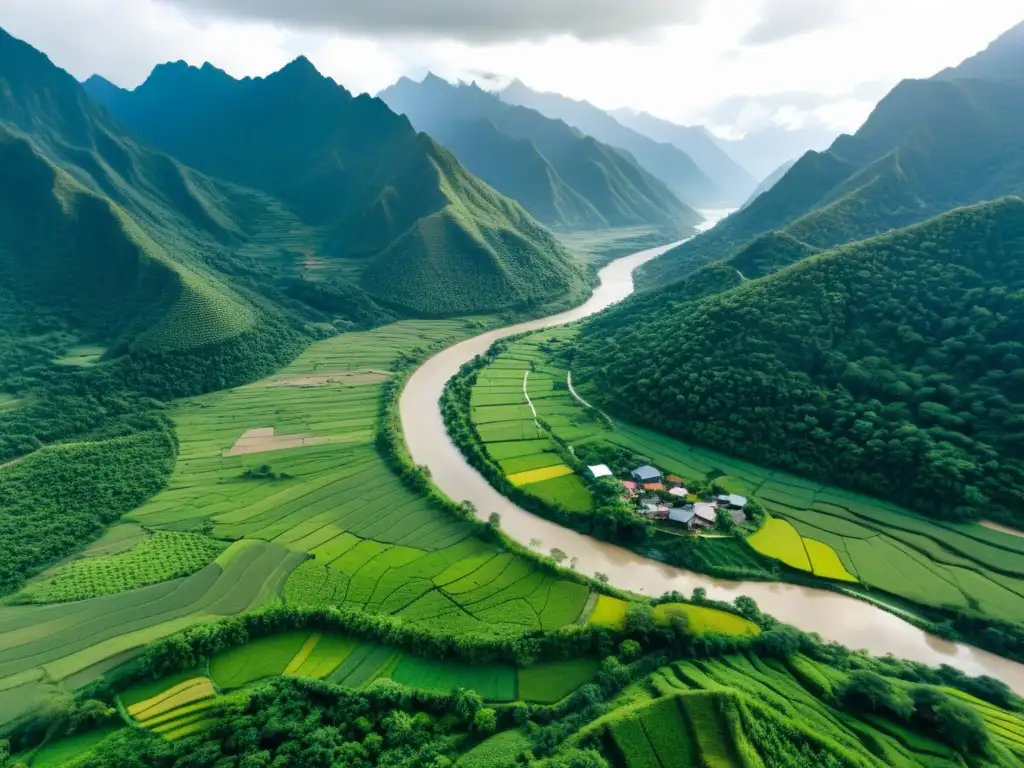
[622,480,638,491]
[691,502,719,530]
[588,464,613,480]
[668,487,689,499]
[668,507,695,526]
[643,482,666,492]
[631,465,662,483]
[717,494,748,509]
[666,474,684,487]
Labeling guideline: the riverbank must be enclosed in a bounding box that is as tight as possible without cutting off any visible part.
[399,236,1024,693]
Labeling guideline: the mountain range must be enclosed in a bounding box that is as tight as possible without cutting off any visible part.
[378,74,700,233]
[636,19,1024,289]
[499,79,729,208]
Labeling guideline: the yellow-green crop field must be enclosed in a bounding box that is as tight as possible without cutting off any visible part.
[587,595,759,637]
[0,320,596,726]
[747,518,813,572]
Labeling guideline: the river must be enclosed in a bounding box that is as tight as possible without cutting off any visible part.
[399,226,1024,693]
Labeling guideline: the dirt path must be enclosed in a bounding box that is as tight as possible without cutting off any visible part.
[980,520,1024,539]
[566,370,612,421]
[522,371,538,422]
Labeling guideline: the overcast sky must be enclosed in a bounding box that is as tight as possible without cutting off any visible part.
[2,0,1021,138]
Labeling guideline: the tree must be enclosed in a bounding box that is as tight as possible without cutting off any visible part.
[623,605,656,637]
[530,538,543,550]
[472,708,497,734]
[837,671,914,721]
[911,687,989,753]
[594,572,609,583]
[619,639,641,660]
[487,512,501,529]
[550,549,568,564]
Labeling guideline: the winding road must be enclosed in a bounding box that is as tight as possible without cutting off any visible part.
[399,232,1024,693]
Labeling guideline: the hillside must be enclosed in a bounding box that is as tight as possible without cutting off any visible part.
[379,75,700,233]
[611,108,756,203]
[576,199,1024,525]
[500,79,724,208]
[84,61,589,316]
[742,158,798,208]
[637,25,1024,289]
[937,18,1024,84]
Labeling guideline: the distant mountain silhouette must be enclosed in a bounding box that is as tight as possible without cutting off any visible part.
[499,79,724,208]
[379,74,699,232]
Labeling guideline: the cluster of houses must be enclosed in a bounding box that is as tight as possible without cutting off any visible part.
[587,463,747,532]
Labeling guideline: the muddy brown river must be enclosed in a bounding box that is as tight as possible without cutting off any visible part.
[400,234,1024,693]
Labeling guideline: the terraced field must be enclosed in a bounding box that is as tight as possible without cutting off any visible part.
[0,320,603,728]
[582,653,1024,767]
[464,327,1024,625]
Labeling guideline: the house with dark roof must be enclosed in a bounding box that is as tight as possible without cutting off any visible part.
[717,494,748,509]
[631,465,662,483]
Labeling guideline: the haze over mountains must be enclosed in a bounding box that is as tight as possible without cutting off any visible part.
[379,74,700,234]
[637,18,1024,289]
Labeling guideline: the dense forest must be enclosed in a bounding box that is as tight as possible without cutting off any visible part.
[576,199,1024,524]
[637,21,1024,289]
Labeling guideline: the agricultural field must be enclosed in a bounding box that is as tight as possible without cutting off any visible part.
[0,540,303,724]
[123,676,220,742]
[468,331,596,513]
[580,652,1024,768]
[14,532,227,603]
[517,659,601,703]
[587,595,760,637]
[466,326,1024,625]
[211,631,312,689]
[52,344,107,367]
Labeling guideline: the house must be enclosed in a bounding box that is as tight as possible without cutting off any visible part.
[717,494,748,509]
[621,480,639,500]
[639,496,669,519]
[588,464,613,480]
[643,482,666,492]
[631,465,662,483]
[668,487,689,499]
[691,502,719,530]
[666,475,684,487]
[668,507,695,526]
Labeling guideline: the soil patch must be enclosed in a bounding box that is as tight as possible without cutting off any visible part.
[225,427,330,457]
[980,520,1024,539]
[267,370,391,388]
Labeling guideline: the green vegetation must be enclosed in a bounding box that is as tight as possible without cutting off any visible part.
[86,58,591,317]
[518,659,601,703]
[391,656,516,701]
[210,632,311,689]
[379,75,699,233]
[638,36,1024,288]
[14,532,226,603]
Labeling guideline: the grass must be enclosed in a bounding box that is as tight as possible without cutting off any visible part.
[588,595,630,628]
[210,631,311,689]
[16,532,227,603]
[26,725,121,767]
[518,659,600,703]
[455,729,532,767]
[653,604,761,637]
[521,474,594,512]
[52,344,108,367]
[803,538,858,582]
[746,519,811,572]
[390,655,516,701]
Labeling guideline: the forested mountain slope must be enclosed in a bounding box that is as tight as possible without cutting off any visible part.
[937,18,1024,84]
[637,25,1024,289]
[742,158,798,209]
[84,60,588,316]
[576,199,1024,525]
[500,79,724,208]
[611,107,756,204]
[379,75,699,232]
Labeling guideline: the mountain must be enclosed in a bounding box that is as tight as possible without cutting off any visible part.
[83,60,589,316]
[378,75,700,233]
[610,108,756,203]
[712,124,838,181]
[937,18,1024,84]
[741,158,797,209]
[636,26,1024,290]
[576,198,1024,524]
[499,79,724,208]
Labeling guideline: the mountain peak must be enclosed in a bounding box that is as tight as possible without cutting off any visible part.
[422,72,450,87]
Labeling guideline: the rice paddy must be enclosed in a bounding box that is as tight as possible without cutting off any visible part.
[465,326,1024,623]
[123,676,220,741]
[517,658,601,703]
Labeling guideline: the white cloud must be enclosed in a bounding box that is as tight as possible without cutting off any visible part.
[0,0,1020,136]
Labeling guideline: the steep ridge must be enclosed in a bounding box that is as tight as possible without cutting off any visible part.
[742,158,797,209]
[637,25,1024,289]
[611,108,756,203]
[85,60,589,316]
[500,79,724,208]
[379,75,699,232]
[576,199,1024,525]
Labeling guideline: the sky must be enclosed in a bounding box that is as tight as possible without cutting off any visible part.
[1,0,1022,139]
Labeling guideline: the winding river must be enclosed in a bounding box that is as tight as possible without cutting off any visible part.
[400,227,1024,694]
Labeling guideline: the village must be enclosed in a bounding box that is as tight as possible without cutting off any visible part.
[586,463,748,533]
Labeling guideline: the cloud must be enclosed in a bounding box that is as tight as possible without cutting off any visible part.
[743,0,849,45]
[162,0,710,42]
